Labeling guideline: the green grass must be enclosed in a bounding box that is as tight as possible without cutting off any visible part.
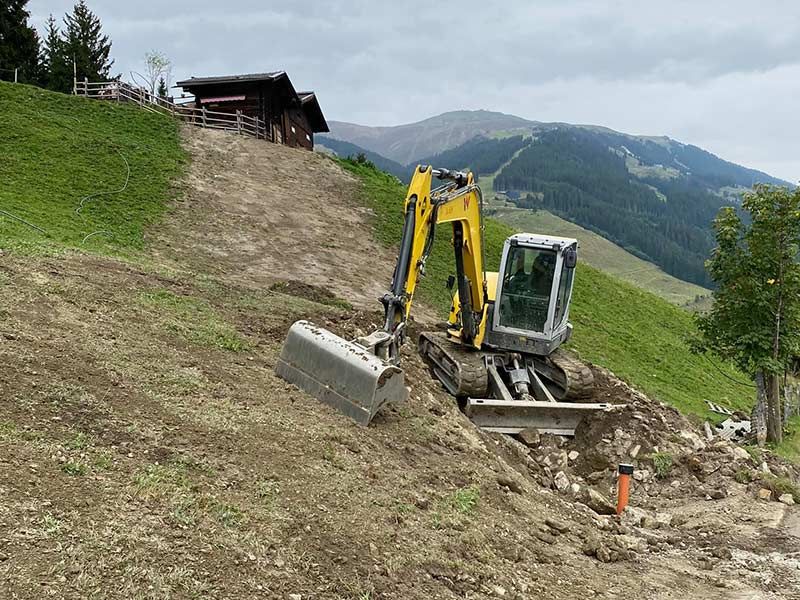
[774,416,800,462]
[487,206,710,306]
[337,157,753,421]
[139,289,250,352]
[61,461,88,476]
[0,81,186,254]
[648,452,674,479]
[448,486,480,515]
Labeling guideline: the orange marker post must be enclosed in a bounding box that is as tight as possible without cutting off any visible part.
[616,463,634,515]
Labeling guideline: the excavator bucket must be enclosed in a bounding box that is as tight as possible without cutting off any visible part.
[275,320,407,425]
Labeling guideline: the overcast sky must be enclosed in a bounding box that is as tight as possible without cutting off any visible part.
[29,0,800,181]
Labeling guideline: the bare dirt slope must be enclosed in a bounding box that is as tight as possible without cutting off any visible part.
[151,128,398,309]
[0,127,798,600]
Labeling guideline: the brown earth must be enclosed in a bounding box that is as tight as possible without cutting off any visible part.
[0,127,798,600]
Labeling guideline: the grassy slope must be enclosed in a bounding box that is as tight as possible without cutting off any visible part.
[0,82,186,253]
[489,206,711,306]
[338,158,753,420]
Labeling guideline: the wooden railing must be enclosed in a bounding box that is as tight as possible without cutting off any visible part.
[74,78,270,142]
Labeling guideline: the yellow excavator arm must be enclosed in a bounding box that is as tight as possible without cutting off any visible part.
[382,165,489,353]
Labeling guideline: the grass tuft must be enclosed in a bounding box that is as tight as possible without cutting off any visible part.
[648,452,674,479]
[761,474,800,503]
[449,486,480,515]
[61,461,88,476]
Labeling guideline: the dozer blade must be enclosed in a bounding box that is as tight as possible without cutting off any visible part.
[275,320,407,426]
[464,399,616,436]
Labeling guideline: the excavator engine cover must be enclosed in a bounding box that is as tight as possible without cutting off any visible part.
[275,320,407,425]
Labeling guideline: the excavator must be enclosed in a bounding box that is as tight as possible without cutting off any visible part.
[276,166,611,435]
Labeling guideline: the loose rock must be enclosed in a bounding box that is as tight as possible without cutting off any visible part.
[535,529,558,545]
[757,488,773,501]
[778,493,795,506]
[579,488,617,515]
[554,471,570,492]
[654,512,673,528]
[707,488,727,500]
[680,430,707,451]
[545,517,571,533]
[517,428,541,448]
[497,475,524,495]
[620,506,649,527]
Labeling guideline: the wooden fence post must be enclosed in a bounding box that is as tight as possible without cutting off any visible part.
[202,107,207,128]
[14,68,18,84]
[236,110,242,135]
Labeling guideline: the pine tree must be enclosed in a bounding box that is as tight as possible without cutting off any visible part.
[40,14,71,92]
[0,0,41,84]
[157,76,168,99]
[61,0,114,90]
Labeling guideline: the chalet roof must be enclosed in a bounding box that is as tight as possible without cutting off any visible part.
[298,91,329,133]
[175,72,285,86]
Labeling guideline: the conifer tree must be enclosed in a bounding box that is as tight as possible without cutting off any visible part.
[0,0,41,83]
[40,14,71,92]
[157,76,168,99]
[61,0,114,89]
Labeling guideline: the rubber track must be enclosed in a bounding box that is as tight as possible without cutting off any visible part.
[547,349,595,400]
[418,331,489,398]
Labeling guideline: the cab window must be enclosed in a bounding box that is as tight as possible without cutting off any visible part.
[498,246,556,333]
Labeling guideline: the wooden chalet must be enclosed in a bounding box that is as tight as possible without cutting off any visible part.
[175,72,329,149]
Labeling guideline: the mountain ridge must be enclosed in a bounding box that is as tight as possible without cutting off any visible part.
[323,109,789,187]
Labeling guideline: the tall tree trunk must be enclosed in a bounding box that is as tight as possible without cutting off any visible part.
[766,373,783,443]
[752,371,768,446]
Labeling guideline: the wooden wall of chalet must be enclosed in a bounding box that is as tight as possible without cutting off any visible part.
[183,79,321,150]
[284,106,314,150]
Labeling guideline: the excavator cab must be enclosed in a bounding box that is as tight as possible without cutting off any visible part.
[487,234,578,356]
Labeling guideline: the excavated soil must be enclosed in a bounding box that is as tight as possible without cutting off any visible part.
[0,127,798,600]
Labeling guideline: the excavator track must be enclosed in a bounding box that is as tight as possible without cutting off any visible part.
[418,331,489,398]
[532,349,595,401]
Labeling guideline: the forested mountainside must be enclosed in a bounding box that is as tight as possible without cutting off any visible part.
[496,129,725,287]
[320,111,790,288]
